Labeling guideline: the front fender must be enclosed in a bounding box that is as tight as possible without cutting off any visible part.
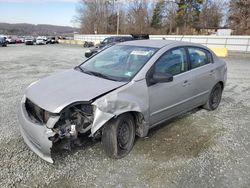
[90,80,149,136]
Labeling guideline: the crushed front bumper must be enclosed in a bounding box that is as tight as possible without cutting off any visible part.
[18,97,55,163]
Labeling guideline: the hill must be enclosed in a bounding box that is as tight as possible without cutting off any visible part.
[0,23,79,36]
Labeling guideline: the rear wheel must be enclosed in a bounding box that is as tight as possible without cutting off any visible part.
[102,113,135,158]
[203,83,222,111]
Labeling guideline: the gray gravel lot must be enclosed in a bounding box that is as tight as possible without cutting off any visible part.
[0,44,250,188]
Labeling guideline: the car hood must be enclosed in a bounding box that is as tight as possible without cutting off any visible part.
[25,69,126,113]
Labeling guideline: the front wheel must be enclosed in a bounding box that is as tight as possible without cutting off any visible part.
[203,83,222,111]
[102,113,135,159]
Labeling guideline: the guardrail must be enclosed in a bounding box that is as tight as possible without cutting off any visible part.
[74,34,250,52]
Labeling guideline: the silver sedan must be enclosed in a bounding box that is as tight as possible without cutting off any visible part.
[18,40,227,163]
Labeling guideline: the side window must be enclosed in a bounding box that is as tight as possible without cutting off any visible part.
[154,48,188,76]
[124,37,133,41]
[188,47,212,69]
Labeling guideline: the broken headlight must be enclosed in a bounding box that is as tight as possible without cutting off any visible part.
[52,103,94,140]
[25,98,58,124]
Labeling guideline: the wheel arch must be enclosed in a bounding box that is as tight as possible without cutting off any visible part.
[107,111,148,138]
[218,81,224,90]
[130,111,148,137]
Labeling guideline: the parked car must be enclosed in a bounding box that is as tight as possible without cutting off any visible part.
[19,37,25,43]
[83,41,94,48]
[18,40,227,163]
[15,37,24,43]
[85,34,148,58]
[0,36,7,47]
[6,36,16,44]
[36,36,47,45]
[47,36,58,44]
[25,37,35,45]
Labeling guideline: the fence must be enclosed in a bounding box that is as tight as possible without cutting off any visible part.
[74,34,250,52]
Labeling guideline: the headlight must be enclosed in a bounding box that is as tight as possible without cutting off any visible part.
[44,110,51,123]
[43,110,59,124]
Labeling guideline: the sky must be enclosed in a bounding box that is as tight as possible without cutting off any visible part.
[0,0,79,27]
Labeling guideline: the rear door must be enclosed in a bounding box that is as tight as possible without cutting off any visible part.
[187,47,216,105]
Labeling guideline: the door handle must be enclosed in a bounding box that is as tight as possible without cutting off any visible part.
[182,80,188,87]
[209,70,215,75]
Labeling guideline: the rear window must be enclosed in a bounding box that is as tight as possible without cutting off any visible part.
[188,47,213,69]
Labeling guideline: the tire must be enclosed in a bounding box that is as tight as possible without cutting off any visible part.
[203,83,222,111]
[102,113,135,159]
[83,42,88,48]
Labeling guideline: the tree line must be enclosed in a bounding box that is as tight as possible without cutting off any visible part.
[77,0,250,35]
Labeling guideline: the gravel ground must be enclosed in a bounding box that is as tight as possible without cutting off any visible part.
[0,44,250,188]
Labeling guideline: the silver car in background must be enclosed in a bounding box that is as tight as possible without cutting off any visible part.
[36,36,47,45]
[18,40,227,163]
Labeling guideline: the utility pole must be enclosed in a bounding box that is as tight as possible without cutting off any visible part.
[116,0,120,35]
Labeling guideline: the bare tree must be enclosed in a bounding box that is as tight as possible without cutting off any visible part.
[162,1,178,34]
[124,0,151,34]
[77,0,116,34]
[229,0,250,35]
[199,0,224,29]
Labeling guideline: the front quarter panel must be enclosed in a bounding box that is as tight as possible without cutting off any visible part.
[91,79,149,136]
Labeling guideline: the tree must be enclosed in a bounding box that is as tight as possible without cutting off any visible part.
[229,0,250,35]
[76,0,230,35]
[199,0,224,29]
[126,0,151,34]
[77,0,116,34]
[161,1,178,34]
[176,0,204,34]
[151,0,165,29]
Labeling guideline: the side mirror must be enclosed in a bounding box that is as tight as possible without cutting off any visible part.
[149,72,173,85]
[85,51,93,58]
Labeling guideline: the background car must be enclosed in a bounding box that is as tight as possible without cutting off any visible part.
[36,36,47,45]
[15,37,24,43]
[25,37,35,45]
[6,36,16,44]
[46,36,58,44]
[0,36,7,47]
[85,34,149,58]
[83,41,94,48]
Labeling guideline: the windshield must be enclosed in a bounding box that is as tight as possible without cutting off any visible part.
[79,45,157,82]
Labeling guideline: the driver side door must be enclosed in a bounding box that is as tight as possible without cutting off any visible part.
[148,47,194,126]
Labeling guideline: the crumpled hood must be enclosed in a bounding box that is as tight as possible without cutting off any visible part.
[25,69,126,113]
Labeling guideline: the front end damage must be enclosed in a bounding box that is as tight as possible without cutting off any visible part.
[18,80,149,163]
[18,96,102,163]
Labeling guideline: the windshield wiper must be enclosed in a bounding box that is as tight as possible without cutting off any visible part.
[76,67,95,76]
[87,71,119,81]
[75,66,85,73]
[77,67,120,81]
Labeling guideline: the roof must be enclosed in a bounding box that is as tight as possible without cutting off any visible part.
[119,39,210,51]
[119,39,178,48]
[108,36,133,39]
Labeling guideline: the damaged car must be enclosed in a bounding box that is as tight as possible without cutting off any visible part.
[18,40,227,163]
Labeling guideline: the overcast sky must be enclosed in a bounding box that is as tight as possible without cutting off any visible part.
[0,0,79,27]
